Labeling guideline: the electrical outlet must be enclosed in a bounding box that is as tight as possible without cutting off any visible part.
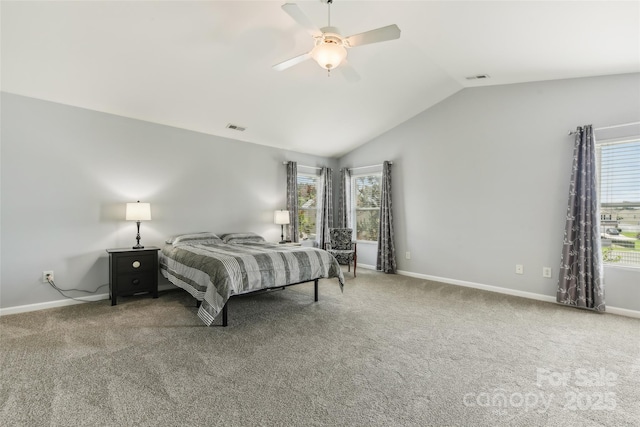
[515,264,524,275]
[405,251,411,260]
[543,267,552,278]
[43,271,54,283]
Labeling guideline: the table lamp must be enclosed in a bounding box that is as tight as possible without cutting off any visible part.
[126,201,151,249]
[274,210,290,244]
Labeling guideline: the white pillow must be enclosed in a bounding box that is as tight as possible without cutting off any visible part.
[166,232,222,245]
[219,232,266,244]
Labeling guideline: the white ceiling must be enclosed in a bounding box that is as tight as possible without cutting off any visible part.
[2,1,639,158]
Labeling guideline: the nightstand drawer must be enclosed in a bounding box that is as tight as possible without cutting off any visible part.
[116,253,155,274]
[116,273,155,295]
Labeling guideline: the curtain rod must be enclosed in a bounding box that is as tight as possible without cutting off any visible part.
[345,162,393,171]
[282,162,322,170]
[283,161,394,171]
[567,121,640,135]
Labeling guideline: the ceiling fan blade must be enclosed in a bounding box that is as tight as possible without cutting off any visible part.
[281,3,320,36]
[273,51,312,71]
[345,24,401,47]
[337,60,361,83]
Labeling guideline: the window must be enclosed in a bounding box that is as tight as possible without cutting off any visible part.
[352,173,381,242]
[597,138,640,266]
[297,173,318,241]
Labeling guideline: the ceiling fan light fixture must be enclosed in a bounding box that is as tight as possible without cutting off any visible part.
[311,41,347,70]
[274,2,400,80]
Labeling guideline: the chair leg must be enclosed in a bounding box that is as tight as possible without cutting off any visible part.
[353,253,357,277]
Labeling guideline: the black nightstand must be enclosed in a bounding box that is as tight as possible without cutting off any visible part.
[106,247,160,306]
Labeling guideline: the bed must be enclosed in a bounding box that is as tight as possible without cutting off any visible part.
[159,232,345,326]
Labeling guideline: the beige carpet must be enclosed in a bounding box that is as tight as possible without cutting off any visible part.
[1,268,639,426]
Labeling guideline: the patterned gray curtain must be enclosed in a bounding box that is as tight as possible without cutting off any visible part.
[337,168,352,228]
[316,167,333,249]
[286,161,299,243]
[376,161,397,273]
[557,125,605,311]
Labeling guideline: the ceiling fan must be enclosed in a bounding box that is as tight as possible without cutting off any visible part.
[273,0,401,81]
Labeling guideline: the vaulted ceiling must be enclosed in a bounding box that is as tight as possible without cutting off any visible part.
[2,1,639,158]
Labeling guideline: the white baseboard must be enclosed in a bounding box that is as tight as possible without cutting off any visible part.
[0,293,110,316]
[605,306,640,318]
[396,269,557,303]
[396,269,640,319]
[356,263,377,271]
[3,269,638,319]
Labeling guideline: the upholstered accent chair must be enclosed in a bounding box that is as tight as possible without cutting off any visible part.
[325,228,357,277]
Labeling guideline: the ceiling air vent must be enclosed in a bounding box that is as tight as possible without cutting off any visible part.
[226,123,246,132]
[465,74,490,80]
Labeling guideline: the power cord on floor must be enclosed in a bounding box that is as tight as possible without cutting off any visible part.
[46,276,109,302]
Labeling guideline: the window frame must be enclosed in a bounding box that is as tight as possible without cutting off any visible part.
[350,171,382,244]
[297,171,320,242]
[595,136,640,269]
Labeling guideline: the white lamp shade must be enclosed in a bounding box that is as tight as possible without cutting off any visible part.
[311,42,347,70]
[126,202,151,221]
[274,210,290,225]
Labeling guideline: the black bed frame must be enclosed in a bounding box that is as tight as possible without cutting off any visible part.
[197,278,320,327]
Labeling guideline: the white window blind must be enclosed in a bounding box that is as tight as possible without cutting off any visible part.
[596,137,640,266]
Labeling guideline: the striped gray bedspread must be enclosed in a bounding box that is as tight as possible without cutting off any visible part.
[159,242,344,326]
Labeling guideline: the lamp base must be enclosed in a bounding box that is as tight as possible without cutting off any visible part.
[279,224,287,245]
[133,221,144,249]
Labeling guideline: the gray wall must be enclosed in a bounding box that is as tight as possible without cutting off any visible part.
[0,92,336,309]
[338,73,640,312]
[3,73,639,313]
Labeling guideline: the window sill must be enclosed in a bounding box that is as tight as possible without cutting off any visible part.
[603,264,640,272]
[356,240,378,245]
